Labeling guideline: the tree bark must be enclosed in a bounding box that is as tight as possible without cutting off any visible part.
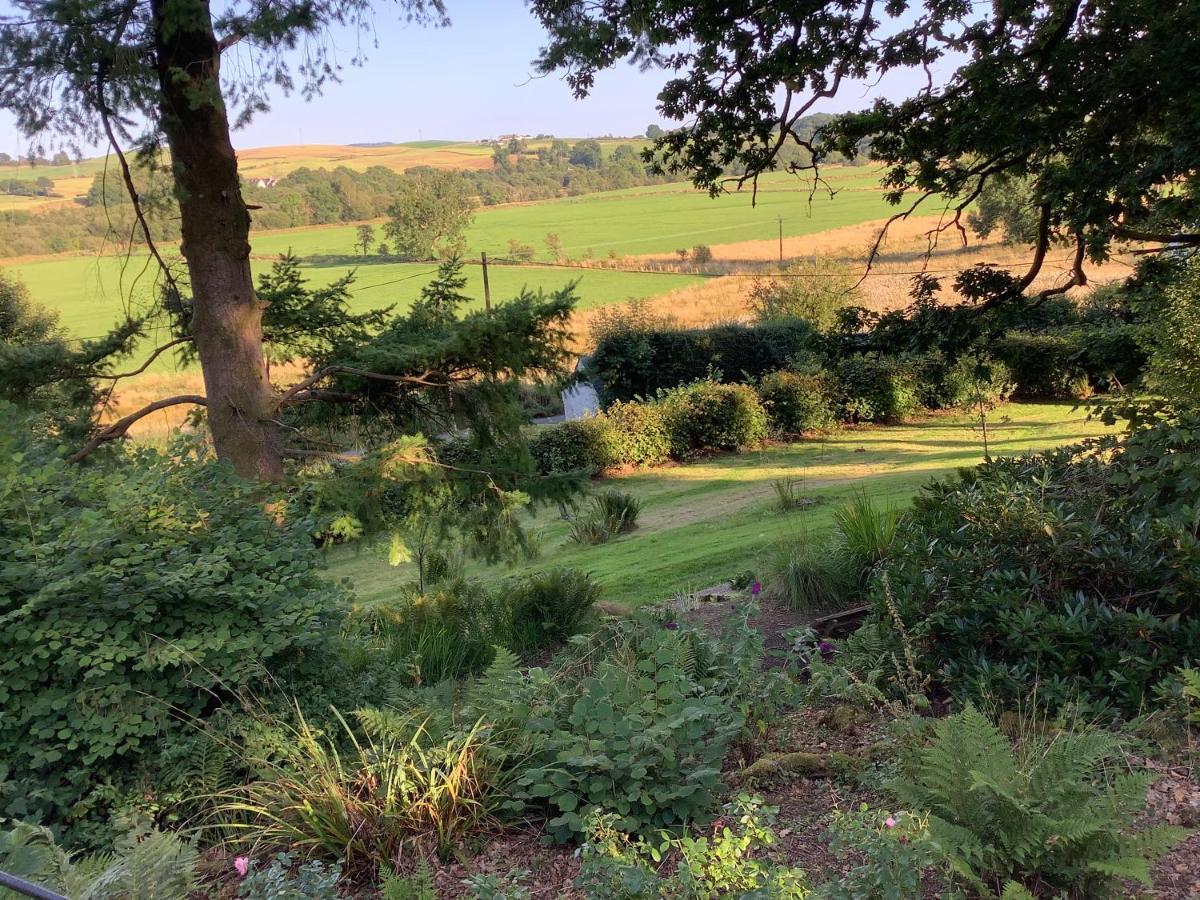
[150,0,283,480]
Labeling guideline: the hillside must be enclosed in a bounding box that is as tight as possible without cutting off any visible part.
[0,137,647,211]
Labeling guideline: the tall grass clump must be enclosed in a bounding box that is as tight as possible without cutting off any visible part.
[504,569,602,657]
[214,709,502,869]
[763,534,852,613]
[832,492,900,583]
[568,489,642,545]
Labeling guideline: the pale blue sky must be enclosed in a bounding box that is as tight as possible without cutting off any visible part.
[1,0,947,155]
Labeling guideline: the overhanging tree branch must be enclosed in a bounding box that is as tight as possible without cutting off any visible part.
[68,394,206,463]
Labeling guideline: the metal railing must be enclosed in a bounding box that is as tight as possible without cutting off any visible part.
[0,870,68,900]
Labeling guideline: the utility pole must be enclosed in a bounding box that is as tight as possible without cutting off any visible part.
[481,251,492,311]
[778,217,784,264]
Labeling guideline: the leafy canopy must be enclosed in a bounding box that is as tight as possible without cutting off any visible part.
[531,1,1200,286]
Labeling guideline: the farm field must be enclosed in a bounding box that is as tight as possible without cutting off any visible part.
[0,137,638,209]
[329,402,1117,609]
[5,165,924,353]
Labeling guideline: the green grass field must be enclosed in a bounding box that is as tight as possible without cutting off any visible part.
[5,166,909,360]
[328,403,1116,609]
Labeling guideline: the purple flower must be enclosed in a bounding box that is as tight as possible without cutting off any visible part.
[750,581,762,596]
[664,621,679,630]
[818,640,836,658]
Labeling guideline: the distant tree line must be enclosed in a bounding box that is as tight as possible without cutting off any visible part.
[0,122,852,257]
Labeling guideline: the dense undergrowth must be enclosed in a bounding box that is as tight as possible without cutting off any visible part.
[3,260,1199,899]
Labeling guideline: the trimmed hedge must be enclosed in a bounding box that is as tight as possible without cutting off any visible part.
[758,370,838,435]
[835,355,921,423]
[589,318,820,403]
[527,415,619,473]
[605,398,671,467]
[992,333,1092,400]
[659,381,768,458]
[916,352,1015,410]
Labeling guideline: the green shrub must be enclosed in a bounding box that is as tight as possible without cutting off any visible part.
[815,808,939,900]
[917,351,1014,409]
[575,795,809,899]
[890,705,1187,897]
[759,369,838,434]
[660,380,768,458]
[503,569,601,657]
[1147,257,1200,404]
[834,356,921,423]
[992,332,1091,399]
[691,243,714,264]
[517,622,745,842]
[603,398,671,466]
[589,319,819,403]
[875,426,1200,714]
[527,415,619,473]
[832,493,900,585]
[1070,322,1148,390]
[0,433,337,846]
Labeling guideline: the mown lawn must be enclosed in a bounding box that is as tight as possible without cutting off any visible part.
[328,402,1116,609]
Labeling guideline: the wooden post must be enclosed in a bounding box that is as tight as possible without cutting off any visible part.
[778,217,784,264]
[481,251,492,311]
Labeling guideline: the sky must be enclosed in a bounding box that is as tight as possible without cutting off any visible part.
[0,0,946,156]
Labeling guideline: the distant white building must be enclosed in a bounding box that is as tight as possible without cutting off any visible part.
[251,177,278,188]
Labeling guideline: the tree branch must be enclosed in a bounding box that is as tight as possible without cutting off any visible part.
[274,366,441,409]
[103,336,193,381]
[68,395,207,463]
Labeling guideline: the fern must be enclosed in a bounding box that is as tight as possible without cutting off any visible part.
[0,821,197,900]
[380,861,437,900]
[891,704,1190,897]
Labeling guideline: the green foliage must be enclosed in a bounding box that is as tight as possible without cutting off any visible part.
[528,415,620,473]
[0,429,338,846]
[517,613,770,842]
[218,710,502,869]
[992,333,1092,400]
[659,380,767,459]
[462,868,532,900]
[0,820,199,900]
[815,807,940,900]
[889,705,1188,897]
[569,490,643,546]
[875,422,1200,713]
[603,399,672,467]
[690,243,713,264]
[237,852,343,900]
[917,351,1014,410]
[503,568,602,658]
[831,493,899,585]
[763,536,851,613]
[758,369,838,435]
[834,356,921,423]
[589,317,819,404]
[749,261,859,331]
[255,253,390,368]
[380,862,436,900]
[0,269,138,441]
[575,794,809,899]
[1148,257,1200,407]
[384,168,477,259]
[967,174,1041,246]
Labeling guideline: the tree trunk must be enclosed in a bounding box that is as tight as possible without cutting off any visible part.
[150,0,283,480]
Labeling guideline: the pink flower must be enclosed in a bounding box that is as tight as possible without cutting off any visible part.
[884,816,897,829]
[233,857,249,877]
[750,581,762,596]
